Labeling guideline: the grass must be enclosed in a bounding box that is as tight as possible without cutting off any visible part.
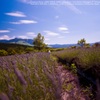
[0,53,61,100]
[0,46,100,99]
[53,47,100,74]
[53,47,100,99]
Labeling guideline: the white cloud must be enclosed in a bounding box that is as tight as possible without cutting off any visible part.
[65,1,82,14]
[45,38,50,41]
[10,20,37,24]
[0,30,10,33]
[27,32,36,37]
[17,32,36,39]
[27,32,35,35]
[17,35,29,39]
[58,26,69,33]
[20,20,37,24]
[58,26,68,31]
[20,0,36,5]
[20,0,30,3]
[19,0,81,15]
[44,30,59,36]
[5,11,26,17]
[0,35,15,40]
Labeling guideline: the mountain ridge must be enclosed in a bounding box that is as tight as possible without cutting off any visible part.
[0,38,99,48]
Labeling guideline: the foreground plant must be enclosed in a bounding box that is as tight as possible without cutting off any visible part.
[0,53,62,100]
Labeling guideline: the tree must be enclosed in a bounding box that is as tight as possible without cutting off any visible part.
[93,43,100,47]
[77,38,86,47]
[33,33,47,50]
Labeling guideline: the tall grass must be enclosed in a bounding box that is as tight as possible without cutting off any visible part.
[0,53,61,100]
[53,47,100,77]
[53,47,100,99]
[53,47,100,71]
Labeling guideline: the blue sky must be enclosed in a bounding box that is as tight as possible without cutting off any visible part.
[0,0,100,44]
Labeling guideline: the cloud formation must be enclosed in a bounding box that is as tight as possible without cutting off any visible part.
[44,30,59,36]
[58,26,68,31]
[19,0,82,14]
[20,0,30,3]
[5,11,26,17]
[17,35,28,39]
[10,20,37,24]
[0,35,14,40]
[27,32,36,37]
[0,30,10,33]
[65,1,82,14]
[58,26,69,33]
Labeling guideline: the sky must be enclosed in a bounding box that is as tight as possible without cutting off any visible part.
[0,0,100,44]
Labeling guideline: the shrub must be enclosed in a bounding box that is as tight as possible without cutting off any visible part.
[7,48,17,55]
[0,49,8,56]
[25,47,34,53]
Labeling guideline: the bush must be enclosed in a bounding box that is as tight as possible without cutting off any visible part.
[0,49,8,56]
[7,48,17,55]
[25,47,34,53]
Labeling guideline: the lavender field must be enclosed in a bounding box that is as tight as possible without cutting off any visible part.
[0,47,100,100]
[0,53,63,100]
[0,52,89,100]
[53,46,100,99]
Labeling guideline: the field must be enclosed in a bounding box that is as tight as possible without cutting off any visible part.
[0,52,61,100]
[53,47,100,76]
[53,46,100,99]
[0,46,100,100]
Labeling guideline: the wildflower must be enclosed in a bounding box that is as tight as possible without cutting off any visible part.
[14,68,27,85]
[0,93,9,100]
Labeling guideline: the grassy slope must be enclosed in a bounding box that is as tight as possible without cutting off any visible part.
[0,43,30,50]
[0,53,59,100]
[53,47,100,76]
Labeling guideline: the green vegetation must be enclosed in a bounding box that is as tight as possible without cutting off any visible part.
[0,37,100,99]
[0,49,8,56]
[0,43,33,56]
[53,46,100,99]
[0,53,61,100]
[53,47,100,81]
[33,33,47,50]
[77,38,86,47]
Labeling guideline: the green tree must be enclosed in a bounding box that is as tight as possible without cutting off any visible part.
[93,43,100,47]
[33,33,47,50]
[78,38,86,47]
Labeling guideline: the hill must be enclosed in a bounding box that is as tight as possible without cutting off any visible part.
[0,38,77,48]
[0,38,33,46]
[0,38,99,48]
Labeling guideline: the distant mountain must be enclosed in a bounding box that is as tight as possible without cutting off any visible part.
[0,38,99,48]
[49,44,77,48]
[0,38,77,48]
[0,39,9,43]
[0,38,33,46]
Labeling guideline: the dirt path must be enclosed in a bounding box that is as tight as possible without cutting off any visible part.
[56,65,89,100]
